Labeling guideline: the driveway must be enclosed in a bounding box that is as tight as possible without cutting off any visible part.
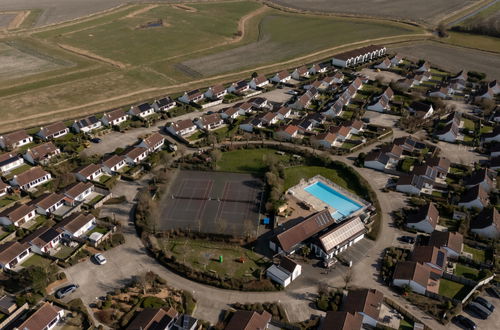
[449,294,500,330]
[436,141,487,166]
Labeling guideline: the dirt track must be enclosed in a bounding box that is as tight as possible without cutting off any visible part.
[57,43,127,68]
[124,4,158,18]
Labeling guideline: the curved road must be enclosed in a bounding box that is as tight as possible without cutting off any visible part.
[65,137,448,329]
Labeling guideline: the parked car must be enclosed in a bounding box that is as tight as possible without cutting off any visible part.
[452,315,477,330]
[466,302,491,319]
[474,296,495,312]
[486,286,500,298]
[55,284,78,299]
[91,138,102,143]
[399,236,415,244]
[93,253,107,265]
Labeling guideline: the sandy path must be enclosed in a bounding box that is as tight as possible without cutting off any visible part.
[0,32,431,129]
[124,4,158,18]
[58,43,127,69]
[7,10,30,29]
[171,4,198,12]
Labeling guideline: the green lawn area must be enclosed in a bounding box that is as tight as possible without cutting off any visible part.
[21,254,52,268]
[341,141,357,150]
[26,216,49,231]
[438,217,460,231]
[399,318,413,330]
[87,226,109,236]
[463,134,474,142]
[163,239,268,279]
[54,245,77,260]
[450,166,467,176]
[439,278,467,300]
[0,195,19,208]
[341,110,354,120]
[462,118,475,131]
[284,165,359,195]
[3,164,33,180]
[399,157,417,173]
[463,244,486,263]
[217,148,291,174]
[88,194,105,206]
[187,130,206,141]
[455,263,481,280]
[444,31,500,54]
[480,125,493,134]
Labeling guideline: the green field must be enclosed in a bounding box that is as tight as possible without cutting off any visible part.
[0,1,424,132]
[455,263,481,280]
[443,31,500,54]
[439,278,469,300]
[162,239,267,279]
[217,148,291,173]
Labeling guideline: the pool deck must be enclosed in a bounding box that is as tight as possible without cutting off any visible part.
[286,175,370,221]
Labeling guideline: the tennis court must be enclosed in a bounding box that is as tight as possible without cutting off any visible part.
[159,170,264,236]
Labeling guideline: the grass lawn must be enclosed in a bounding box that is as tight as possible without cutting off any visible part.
[87,226,109,236]
[341,141,357,150]
[463,134,474,142]
[455,263,481,280]
[399,318,413,330]
[26,216,49,231]
[162,239,267,279]
[0,195,19,208]
[438,217,460,231]
[480,125,493,134]
[462,118,475,131]
[3,164,33,180]
[284,165,356,194]
[439,278,467,300]
[341,110,354,120]
[88,194,105,206]
[217,148,291,174]
[98,175,112,184]
[187,130,206,141]
[463,244,486,263]
[54,245,77,260]
[21,254,52,268]
[399,157,416,173]
[443,31,500,54]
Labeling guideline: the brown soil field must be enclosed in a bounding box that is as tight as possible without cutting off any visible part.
[390,41,500,79]
[268,0,477,25]
[0,13,16,28]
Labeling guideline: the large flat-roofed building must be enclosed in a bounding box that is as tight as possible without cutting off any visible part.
[332,45,386,68]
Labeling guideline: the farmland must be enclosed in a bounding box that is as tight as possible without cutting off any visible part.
[452,1,500,37]
[390,41,500,79]
[0,1,425,132]
[268,0,474,25]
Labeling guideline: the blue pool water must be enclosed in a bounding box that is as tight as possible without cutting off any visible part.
[304,181,362,219]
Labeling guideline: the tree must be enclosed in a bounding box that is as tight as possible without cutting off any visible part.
[301,245,311,258]
[210,149,222,169]
[343,269,354,289]
[436,23,448,37]
[251,71,258,78]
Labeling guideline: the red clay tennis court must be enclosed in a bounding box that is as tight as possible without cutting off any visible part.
[159,170,264,236]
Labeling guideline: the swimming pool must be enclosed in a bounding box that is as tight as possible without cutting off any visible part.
[304,181,362,220]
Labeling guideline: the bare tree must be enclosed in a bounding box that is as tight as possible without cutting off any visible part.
[343,268,354,289]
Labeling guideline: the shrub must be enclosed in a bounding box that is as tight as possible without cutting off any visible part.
[141,296,166,308]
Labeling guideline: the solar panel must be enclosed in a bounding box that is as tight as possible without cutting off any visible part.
[320,218,365,252]
[436,251,445,267]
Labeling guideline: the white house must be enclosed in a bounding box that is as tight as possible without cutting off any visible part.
[271,70,291,84]
[406,203,439,233]
[72,115,101,133]
[470,207,500,239]
[464,168,494,192]
[22,226,63,254]
[37,122,69,140]
[417,61,431,72]
[0,181,9,197]
[0,241,32,270]
[64,182,94,206]
[152,97,176,112]
[74,164,104,182]
[409,102,434,120]
[458,185,489,210]
[261,112,280,126]
[56,213,96,238]
[367,96,390,112]
[239,117,263,132]
[220,107,243,120]
[393,261,435,295]
[101,109,129,126]
[194,114,224,131]
[310,217,366,260]
[375,58,391,69]
[178,89,204,104]
[138,132,165,153]
[0,153,24,174]
[396,174,433,195]
[309,63,328,75]
[390,54,403,65]
[249,75,269,89]
[123,147,149,165]
[129,103,155,119]
[291,66,310,80]
[343,289,383,328]
[311,132,338,149]
[0,203,36,227]
[15,302,64,330]
[227,80,250,95]
[332,45,386,67]
[166,119,197,136]
[429,231,463,259]
[101,154,127,174]
[24,142,61,165]
[204,85,227,100]
[10,167,51,191]
[275,125,299,141]
[436,122,459,142]
[266,256,301,288]
[429,87,453,99]
[31,193,65,216]
[0,130,33,150]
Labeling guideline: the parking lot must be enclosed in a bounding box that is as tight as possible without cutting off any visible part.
[436,141,487,166]
[450,292,500,330]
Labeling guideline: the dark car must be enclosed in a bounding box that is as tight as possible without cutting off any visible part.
[453,315,477,330]
[486,286,500,298]
[474,296,495,312]
[55,284,78,299]
[399,236,415,244]
[91,138,102,144]
[466,302,491,319]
